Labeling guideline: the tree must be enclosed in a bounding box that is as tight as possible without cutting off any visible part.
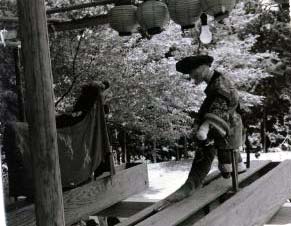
[1,0,286,145]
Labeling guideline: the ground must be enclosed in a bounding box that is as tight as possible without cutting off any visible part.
[128,151,291,201]
[1,149,291,225]
[127,151,291,226]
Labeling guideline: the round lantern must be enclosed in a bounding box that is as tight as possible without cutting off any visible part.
[109,5,138,36]
[137,0,170,35]
[167,0,201,30]
[201,0,236,21]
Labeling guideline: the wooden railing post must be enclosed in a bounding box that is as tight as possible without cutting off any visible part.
[16,0,65,226]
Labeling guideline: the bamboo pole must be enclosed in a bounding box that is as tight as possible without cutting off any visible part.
[16,0,65,225]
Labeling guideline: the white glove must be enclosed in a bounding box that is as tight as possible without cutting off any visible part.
[196,121,210,141]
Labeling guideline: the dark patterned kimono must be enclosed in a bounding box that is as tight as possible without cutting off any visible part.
[188,70,244,188]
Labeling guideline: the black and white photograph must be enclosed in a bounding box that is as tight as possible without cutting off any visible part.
[1,0,291,225]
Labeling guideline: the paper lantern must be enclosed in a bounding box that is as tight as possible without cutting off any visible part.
[137,0,170,35]
[167,0,201,30]
[201,0,236,21]
[109,5,138,36]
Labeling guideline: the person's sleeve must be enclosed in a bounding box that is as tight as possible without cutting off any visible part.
[204,96,231,136]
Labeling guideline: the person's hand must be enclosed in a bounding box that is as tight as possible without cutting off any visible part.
[196,121,209,141]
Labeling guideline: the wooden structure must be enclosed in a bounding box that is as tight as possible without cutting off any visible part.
[6,163,148,226]
[92,160,291,226]
[1,1,149,226]
[16,0,65,226]
[3,1,291,226]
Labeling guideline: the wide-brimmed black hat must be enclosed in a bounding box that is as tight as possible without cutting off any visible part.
[176,55,214,74]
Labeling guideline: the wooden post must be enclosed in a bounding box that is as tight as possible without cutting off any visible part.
[263,110,267,152]
[261,109,267,153]
[120,129,127,163]
[184,135,188,158]
[152,138,157,163]
[17,0,65,226]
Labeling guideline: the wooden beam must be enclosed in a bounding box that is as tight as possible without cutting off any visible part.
[46,0,115,15]
[98,202,155,218]
[135,160,272,226]
[0,16,68,23]
[267,203,291,224]
[1,41,21,48]
[46,0,138,15]
[1,15,110,33]
[98,168,222,218]
[117,160,271,226]
[1,15,109,33]
[192,160,291,226]
[16,0,65,225]
[49,14,109,32]
[6,163,149,226]
[115,169,221,226]
[0,17,18,22]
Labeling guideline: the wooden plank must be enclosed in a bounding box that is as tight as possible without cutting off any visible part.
[0,16,68,23]
[1,14,109,33]
[120,160,270,226]
[116,169,222,226]
[98,201,155,218]
[17,0,65,225]
[1,41,21,48]
[49,14,109,32]
[266,202,291,225]
[46,0,116,14]
[193,160,291,226]
[6,163,149,226]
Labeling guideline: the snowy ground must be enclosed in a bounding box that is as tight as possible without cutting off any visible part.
[1,149,291,225]
[127,151,291,226]
[128,151,291,201]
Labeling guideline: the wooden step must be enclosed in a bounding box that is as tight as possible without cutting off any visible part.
[265,202,291,225]
[118,160,271,226]
[100,169,221,219]
[6,163,148,226]
[192,160,291,226]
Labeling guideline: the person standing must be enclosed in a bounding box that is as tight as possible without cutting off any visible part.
[166,55,246,203]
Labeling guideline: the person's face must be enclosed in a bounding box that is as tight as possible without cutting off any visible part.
[189,64,210,85]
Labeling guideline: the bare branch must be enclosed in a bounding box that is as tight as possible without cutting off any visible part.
[55,30,85,108]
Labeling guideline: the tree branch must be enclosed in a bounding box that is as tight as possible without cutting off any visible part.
[55,30,85,108]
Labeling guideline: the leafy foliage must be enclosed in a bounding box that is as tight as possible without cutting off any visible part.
[1,0,290,146]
